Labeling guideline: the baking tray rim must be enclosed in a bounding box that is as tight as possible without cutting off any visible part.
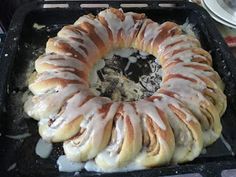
[1,1,236,176]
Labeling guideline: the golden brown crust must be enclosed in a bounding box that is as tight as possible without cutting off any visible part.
[134,104,175,167]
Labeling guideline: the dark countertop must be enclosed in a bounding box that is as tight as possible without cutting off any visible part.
[231,47,236,57]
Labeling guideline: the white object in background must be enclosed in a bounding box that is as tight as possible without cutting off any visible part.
[201,0,236,29]
[203,0,236,26]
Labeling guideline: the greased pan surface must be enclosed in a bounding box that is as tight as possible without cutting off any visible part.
[0,1,236,177]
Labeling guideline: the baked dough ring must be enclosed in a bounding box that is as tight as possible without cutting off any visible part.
[24,8,226,172]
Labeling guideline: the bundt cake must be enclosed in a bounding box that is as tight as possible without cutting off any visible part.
[24,8,227,172]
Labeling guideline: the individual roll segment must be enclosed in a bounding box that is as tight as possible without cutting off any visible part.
[24,84,80,120]
[39,91,111,142]
[95,103,142,171]
[150,93,203,163]
[74,12,128,59]
[162,63,226,118]
[134,99,175,167]
[164,61,224,88]
[196,74,226,116]
[158,35,200,52]
[121,10,145,47]
[74,13,111,54]
[28,69,87,95]
[97,8,126,48]
[159,85,222,146]
[158,35,201,62]
[35,53,88,82]
[133,18,154,50]
[46,25,105,70]
[35,54,86,74]
[63,102,119,162]
[123,11,146,40]
[46,37,91,65]
[57,24,103,64]
[97,8,145,48]
[162,47,212,67]
[133,20,182,57]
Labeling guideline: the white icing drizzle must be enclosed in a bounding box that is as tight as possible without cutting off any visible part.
[58,26,99,59]
[114,48,137,58]
[153,93,195,123]
[159,79,223,145]
[143,22,161,47]
[220,135,235,156]
[164,62,214,79]
[57,156,145,173]
[38,90,91,140]
[124,56,138,71]
[159,35,195,53]
[57,155,84,172]
[74,15,110,47]
[94,103,142,170]
[63,102,119,161]
[136,99,166,130]
[62,96,109,124]
[39,92,112,141]
[151,93,199,159]
[106,115,124,156]
[114,116,124,149]
[89,59,105,86]
[35,138,53,158]
[84,160,101,172]
[36,54,85,72]
[121,103,142,146]
[49,91,92,126]
[98,10,123,43]
[139,51,149,57]
[167,48,209,63]
[168,83,204,106]
[24,84,81,120]
[49,37,89,59]
[123,15,135,37]
[33,23,46,30]
[161,39,200,57]
[85,159,145,172]
[98,9,142,47]
[33,70,83,83]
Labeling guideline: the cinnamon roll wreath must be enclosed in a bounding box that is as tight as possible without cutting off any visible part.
[24,8,226,172]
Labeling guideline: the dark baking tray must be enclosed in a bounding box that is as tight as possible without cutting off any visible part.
[1,1,236,177]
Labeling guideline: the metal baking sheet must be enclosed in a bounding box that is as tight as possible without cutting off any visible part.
[0,1,236,177]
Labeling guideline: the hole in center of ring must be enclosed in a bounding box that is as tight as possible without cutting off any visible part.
[89,48,162,102]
